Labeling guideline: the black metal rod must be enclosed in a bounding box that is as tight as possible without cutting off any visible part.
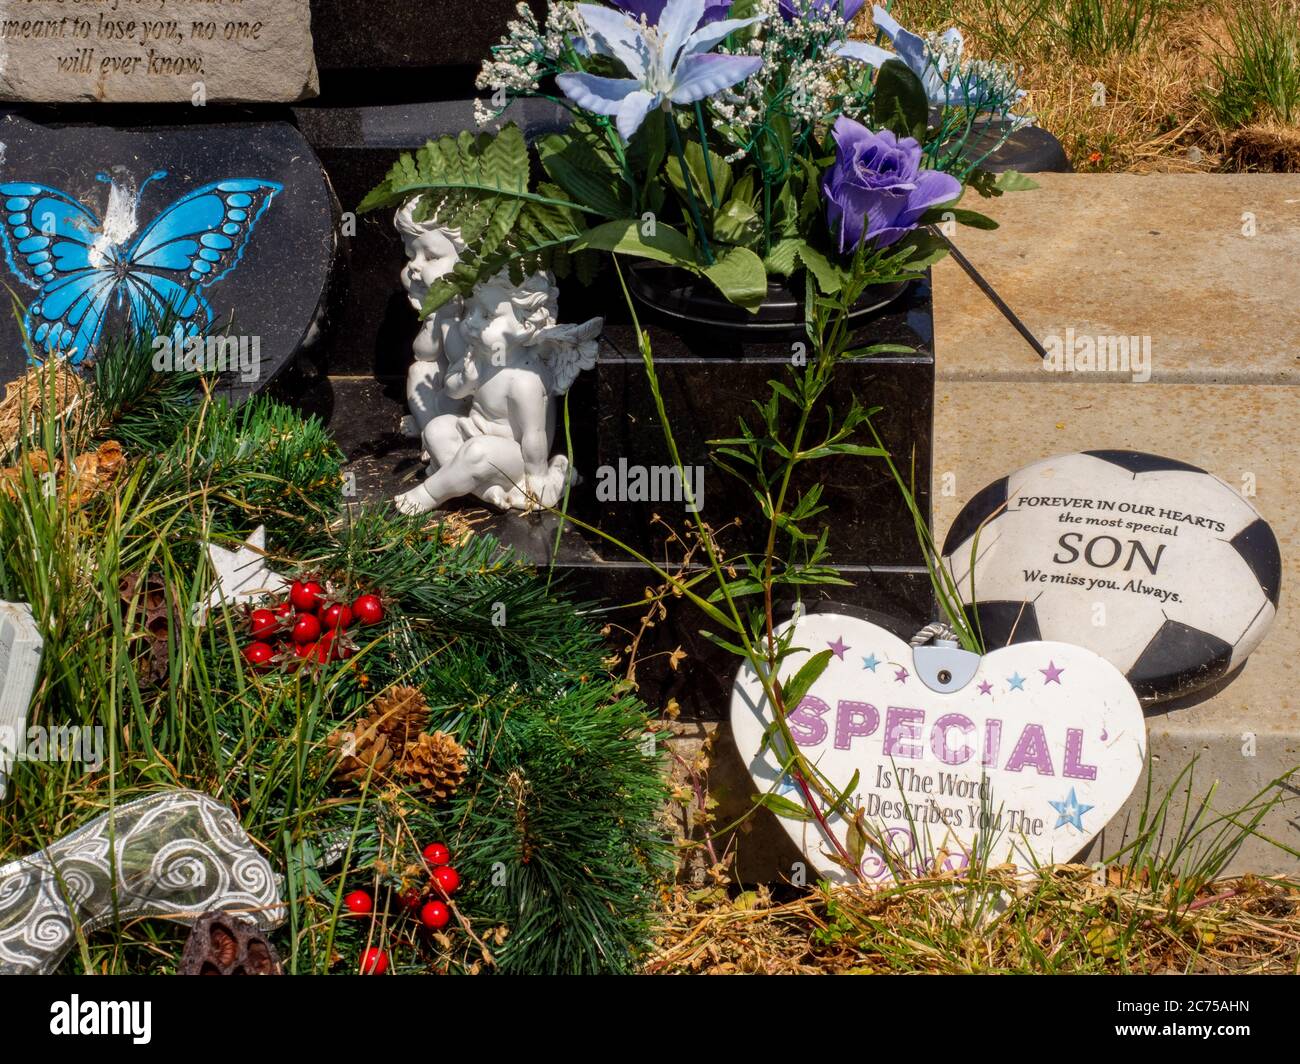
[928,225,1048,360]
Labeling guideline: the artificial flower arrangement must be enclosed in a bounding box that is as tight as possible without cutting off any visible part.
[354,0,1041,869]
[359,0,1034,318]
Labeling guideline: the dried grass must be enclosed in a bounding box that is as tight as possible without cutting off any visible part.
[650,868,1300,974]
[1226,120,1300,171]
[0,358,85,457]
[878,0,1298,172]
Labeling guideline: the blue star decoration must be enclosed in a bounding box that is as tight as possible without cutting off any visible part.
[1050,788,1094,831]
[1007,672,1025,691]
[778,773,798,795]
[862,653,880,672]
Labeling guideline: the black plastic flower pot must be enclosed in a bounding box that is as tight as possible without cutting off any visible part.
[625,259,913,344]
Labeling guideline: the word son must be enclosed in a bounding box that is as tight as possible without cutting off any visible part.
[789,697,1099,779]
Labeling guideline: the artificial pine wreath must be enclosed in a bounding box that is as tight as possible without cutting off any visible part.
[0,330,669,976]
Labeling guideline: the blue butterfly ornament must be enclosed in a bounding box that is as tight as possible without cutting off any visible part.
[0,170,282,365]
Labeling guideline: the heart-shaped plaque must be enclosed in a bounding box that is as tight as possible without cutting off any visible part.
[731,613,1146,884]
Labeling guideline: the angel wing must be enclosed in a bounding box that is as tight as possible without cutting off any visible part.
[530,316,603,396]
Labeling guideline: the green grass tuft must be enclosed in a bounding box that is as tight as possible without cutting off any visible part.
[1207,0,1300,127]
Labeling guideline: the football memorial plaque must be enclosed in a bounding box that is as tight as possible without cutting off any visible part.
[942,450,1281,702]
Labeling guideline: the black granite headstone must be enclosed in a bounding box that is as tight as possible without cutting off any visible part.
[563,276,935,567]
[309,0,539,99]
[0,114,334,400]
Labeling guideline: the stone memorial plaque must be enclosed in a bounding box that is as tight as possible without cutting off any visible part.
[732,612,1146,884]
[943,450,1282,702]
[0,0,317,103]
[0,115,334,400]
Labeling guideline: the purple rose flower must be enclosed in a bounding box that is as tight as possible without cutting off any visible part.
[777,0,865,23]
[821,117,961,253]
[612,0,732,25]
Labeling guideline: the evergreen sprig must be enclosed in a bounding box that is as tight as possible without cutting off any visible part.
[84,328,203,452]
[358,125,588,314]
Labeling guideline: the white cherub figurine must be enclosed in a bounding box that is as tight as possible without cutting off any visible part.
[395,199,471,442]
[393,268,602,515]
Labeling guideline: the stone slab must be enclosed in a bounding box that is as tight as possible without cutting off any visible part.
[0,0,318,103]
[0,601,41,799]
[932,381,1299,876]
[932,173,1300,385]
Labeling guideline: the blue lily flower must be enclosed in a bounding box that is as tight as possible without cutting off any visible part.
[612,0,733,25]
[837,4,963,106]
[557,0,765,141]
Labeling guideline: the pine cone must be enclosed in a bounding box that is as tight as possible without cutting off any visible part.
[65,440,127,506]
[397,731,467,800]
[325,687,431,789]
[327,716,398,785]
[370,684,429,747]
[119,570,173,685]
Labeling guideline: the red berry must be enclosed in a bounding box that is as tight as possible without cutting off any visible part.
[420,900,451,930]
[352,594,385,626]
[343,890,373,916]
[249,608,278,639]
[397,887,423,912]
[422,843,450,867]
[242,641,275,669]
[359,947,389,975]
[320,602,353,630]
[290,580,324,613]
[292,613,322,645]
[294,641,316,660]
[275,600,295,620]
[313,632,338,663]
[431,865,460,897]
